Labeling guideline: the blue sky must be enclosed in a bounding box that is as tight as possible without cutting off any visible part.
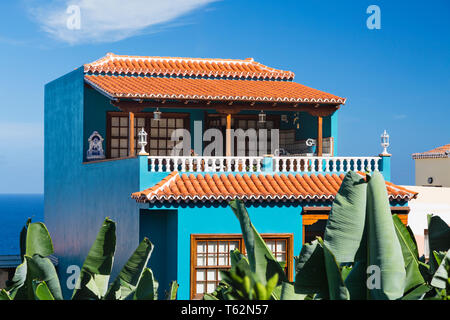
[0,0,449,193]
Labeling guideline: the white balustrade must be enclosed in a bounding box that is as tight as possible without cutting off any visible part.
[147,156,264,173]
[273,156,380,173]
[146,156,381,173]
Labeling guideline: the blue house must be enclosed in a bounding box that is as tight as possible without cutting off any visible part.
[44,53,417,299]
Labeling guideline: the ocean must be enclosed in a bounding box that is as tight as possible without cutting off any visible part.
[0,194,44,256]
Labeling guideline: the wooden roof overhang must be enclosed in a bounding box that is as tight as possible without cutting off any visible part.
[108,98,341,117]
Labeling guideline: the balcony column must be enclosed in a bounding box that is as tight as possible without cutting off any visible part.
[226,113,232,157]
[115,104,144,158]
[129,111,135,156]
[317,116,323,156]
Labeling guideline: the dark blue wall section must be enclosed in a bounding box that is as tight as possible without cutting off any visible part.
[139,209,178,298]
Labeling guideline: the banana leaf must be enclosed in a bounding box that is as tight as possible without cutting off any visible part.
[5,261,28,299]
[324,171,367,264]
[72,218,116,300]
[280,282,307,300]
[0,289,12,300]
[229,200,287,285]
[430,250,450,289]
[428,215,450,273]
[365,172,405,300]
[392,214,426,293]
[165,281,179,300]
[318,238,350,300]
[294,240,327,296]
[33,281,55,300]
[401,283,432,300]
[25,222,54,258]
[104,237,154,300]
[24,255,63,300]
[134,268,159,300]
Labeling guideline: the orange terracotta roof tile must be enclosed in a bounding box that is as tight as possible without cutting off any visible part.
[85,74,346,104]
[131,172,418,203]
[84,53,294,80]
[412,144,450,159]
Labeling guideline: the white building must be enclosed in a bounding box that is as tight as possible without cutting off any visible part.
[403,143,450,257]
[412,144,450,187]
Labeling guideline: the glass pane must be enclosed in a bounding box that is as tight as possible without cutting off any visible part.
[159,140,166,148]
[265,240,276,253]
[111,127,119,137]
[196,283,205,294]
[196,269,205,281]
[248,120,256,128]
[151,119,159,127]
[119,149,128,157]
[111,149,119,158]
[137,118,145,127]
[120,128,128,137]
[277,241,286,252]
[238,120,246,129]
[207,283,216,293]
[159,149,167,156]
[218,242,227,253]
[176,119,184,127]
[207,270,216,281]
[111,117,119,126]
[167,118,175,127]
[159,128,167,138]
[151,128,158,137]
[150,149,158,156]
[159,118,167,126]
[207,254,217,266]
[120,117,128,126]
[120,139,128,148]
[111,139,119,148]
[167,129,174,139]
[208,242,217,254]
[218,254,227,266]
[197,254,206,266]
[150,139,158,148]
[197,242,206,253]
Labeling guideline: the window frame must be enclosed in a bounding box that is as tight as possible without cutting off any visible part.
[106,111,190,159]
[190,233,294,299]
[204,113,280,156]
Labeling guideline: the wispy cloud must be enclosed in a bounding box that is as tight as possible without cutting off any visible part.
[26,0,218,45]
[393,114,407,120]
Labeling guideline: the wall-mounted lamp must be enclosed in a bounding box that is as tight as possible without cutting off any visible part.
[154,107,162,121]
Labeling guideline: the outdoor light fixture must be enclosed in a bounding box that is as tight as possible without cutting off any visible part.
[154,107,162,121]
[258,110,266,124]
[380,129,390,155]
[138,127,148,155]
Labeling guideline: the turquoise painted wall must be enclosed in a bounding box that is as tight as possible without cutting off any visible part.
[169,203,302,300]
[45,68,142,298]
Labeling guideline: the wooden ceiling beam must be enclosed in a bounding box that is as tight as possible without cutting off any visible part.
[111,99,340,117]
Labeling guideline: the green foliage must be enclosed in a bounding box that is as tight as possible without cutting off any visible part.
[209,171,450,300]
[2,217,178,300]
